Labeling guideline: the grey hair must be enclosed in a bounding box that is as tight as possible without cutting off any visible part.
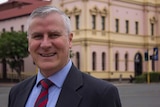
[26,6,71,35]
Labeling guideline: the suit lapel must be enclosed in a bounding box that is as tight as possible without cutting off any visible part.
[56,64,83,107]
[17,76,36,107]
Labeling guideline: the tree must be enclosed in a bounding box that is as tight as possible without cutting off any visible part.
[70,49,74,58]
[0,31,29,81]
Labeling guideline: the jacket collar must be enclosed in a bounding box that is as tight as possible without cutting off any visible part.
[17,64,83,107]
[56,64,83,107]
[20,76,37,107]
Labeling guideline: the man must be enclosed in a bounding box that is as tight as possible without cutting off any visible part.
[8,6,121,107]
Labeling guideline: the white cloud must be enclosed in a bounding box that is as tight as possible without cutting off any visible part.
[0,0,8,4]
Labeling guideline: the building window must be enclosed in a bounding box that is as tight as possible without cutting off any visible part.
[2,28,6,32]
[135,21,139,34]
[115,19,119,32]
[101,16,105,30]
[11,27,14,32]
[76,52,80,69]
[92,52,96,70]
[92,15,96,29]
[151,23,154,36]
[115,53,119,71]
[125,53,128,71]
[21,25,24,32]
[102,52,106,71]
[75,15,80,30]
[126,20,129,33]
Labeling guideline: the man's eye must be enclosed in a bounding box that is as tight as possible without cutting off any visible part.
[49,33,60,38]
[31,34,43,39]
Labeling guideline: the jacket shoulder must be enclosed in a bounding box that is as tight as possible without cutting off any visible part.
[82,72,114,89]
[9,76,36,95]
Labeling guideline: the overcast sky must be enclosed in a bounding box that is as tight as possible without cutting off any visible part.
[0,0,8,4]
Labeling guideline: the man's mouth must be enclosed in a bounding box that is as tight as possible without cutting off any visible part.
[39,53,56,57]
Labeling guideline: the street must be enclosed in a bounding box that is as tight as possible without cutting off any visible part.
[0,86,11,107]
[0,83,160,107]
[117,83,160,107]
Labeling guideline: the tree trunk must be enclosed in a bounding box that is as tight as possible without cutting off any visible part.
[2,58,7,79]
[17,70,22,82]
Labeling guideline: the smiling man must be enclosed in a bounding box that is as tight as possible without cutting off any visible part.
[8,6,121,107]
[27,11,72,77]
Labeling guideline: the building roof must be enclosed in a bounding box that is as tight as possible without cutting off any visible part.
[0,0,51,21]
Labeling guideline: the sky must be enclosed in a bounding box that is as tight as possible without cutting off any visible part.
[0,0,8,4]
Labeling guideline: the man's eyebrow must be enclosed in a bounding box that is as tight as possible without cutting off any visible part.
[30,32,43,35]
[49,30,62,34]
[29,30,64,35]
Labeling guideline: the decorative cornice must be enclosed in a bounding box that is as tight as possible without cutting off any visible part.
[150,16,158,23]
[64,7,81,16]
[90,6,108,16]
[99,7,108,16]
[64,8,72,15]
[90,6,99,14]
[72,7,81,14]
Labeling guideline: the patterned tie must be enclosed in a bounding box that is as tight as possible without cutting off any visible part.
[34,78,53,107]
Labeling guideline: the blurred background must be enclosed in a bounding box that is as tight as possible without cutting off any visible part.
[0,0,160,83]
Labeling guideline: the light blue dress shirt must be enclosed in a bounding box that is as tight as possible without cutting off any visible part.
[25,60,72,107]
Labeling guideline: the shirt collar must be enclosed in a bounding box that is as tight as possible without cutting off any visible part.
[36,60,72,88]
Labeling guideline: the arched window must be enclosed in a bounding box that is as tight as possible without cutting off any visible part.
[135,21,139,34]
[115,53,119,71]
[125,20,129,33]
[76,52,80,69]
[134,53,143,76]
[92,52,96,70]
[75,15,80,30]
[101,16,105,30]
[151,23,154,36]
[115,19,119,32]
[102,52,106,71]
[125,53,128,71]
[92,15,96,29]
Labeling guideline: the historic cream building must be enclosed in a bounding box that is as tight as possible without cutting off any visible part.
[0,0,160,80]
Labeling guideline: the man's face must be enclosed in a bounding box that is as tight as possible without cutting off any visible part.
[28,13,73,77]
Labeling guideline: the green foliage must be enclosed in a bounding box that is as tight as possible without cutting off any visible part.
[0,31,29,80]
[0,31,28,59]
[135,72,160,83]
[144,72,160,82]
[134,74,146,83]
[70,50,74,58]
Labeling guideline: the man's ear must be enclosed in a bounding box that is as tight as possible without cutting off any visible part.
[28,47,30,53]
[27,36,30,52]
[69,33,73,49]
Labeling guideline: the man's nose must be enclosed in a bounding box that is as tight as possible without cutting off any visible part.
[40,35,52,48]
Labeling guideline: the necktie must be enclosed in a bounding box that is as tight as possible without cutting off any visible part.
[34,78,53,107]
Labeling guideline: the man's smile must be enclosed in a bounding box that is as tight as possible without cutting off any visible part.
[39,52,57,57]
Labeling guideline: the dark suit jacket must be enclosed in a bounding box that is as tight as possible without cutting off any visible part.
[8,64,121,107]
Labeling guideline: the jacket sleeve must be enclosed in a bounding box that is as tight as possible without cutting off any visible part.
[99,85,122,107]
[8,86,15,107]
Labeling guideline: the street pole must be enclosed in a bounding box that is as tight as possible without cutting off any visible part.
[145,50,150,84]
[147,53,150,84]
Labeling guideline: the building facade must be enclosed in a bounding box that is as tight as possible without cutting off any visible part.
[0,0,160,80]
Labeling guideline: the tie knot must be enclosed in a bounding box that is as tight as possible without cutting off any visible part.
[40,78,53,89]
